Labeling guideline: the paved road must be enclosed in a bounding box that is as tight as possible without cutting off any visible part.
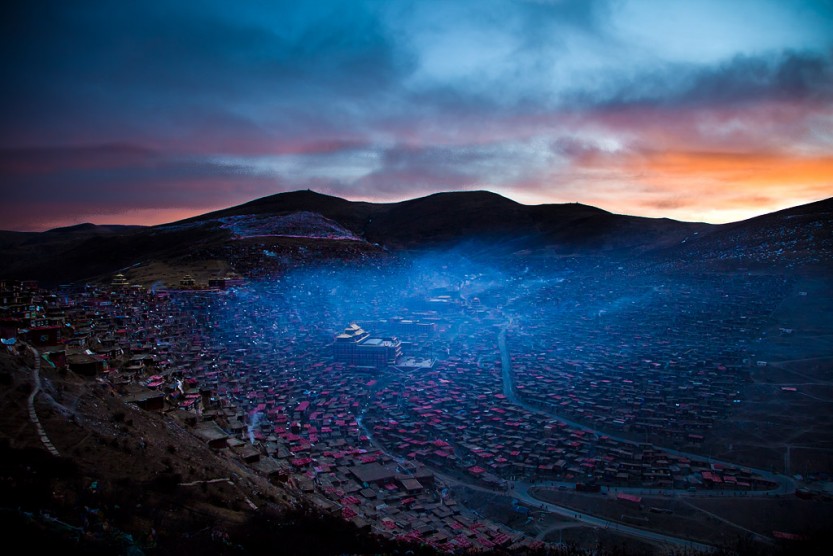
[497,322,796,496]
[353,323,787,551]
[360,411,718,552]
[25,344,60,457]
[511,483,716,552]
[517,479,788,499]
[435,469,716,551]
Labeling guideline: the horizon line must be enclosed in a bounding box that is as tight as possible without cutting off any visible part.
[5,188,831,233]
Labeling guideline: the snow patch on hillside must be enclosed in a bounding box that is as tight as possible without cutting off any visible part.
[219,212,360,241]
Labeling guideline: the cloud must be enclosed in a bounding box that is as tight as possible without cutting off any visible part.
[1,1,831,228]
[0,1,411,149]
[0,144,156,176]
[584,50,833,111]
[350,145,494,196]
[0,143,281,230]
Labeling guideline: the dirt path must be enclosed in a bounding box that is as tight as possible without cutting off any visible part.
[535,521,584,541]
[679,498,771,544]
[25,344,60,457]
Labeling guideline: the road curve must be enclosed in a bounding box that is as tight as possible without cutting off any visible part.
[25,344,60,457]
[352,323,784,552]
[497,322,795,495]
[511,483,716,552]
[359,408,717,552]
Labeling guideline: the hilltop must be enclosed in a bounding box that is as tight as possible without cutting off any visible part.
[0,190,830,286]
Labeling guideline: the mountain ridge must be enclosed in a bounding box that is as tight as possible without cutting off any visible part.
[1,190,830,285]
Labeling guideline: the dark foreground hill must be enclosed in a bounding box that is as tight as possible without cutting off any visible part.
[0,349,449,556]
[1,190,830,285]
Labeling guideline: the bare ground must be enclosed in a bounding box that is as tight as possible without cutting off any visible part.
[0,349,300,552]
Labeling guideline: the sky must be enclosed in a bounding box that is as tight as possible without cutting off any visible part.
[1,0,832,231]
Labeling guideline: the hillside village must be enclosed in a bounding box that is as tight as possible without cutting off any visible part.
[4,243,824,553]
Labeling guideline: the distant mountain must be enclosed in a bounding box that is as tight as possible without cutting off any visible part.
[45,222,99,233]
[188,189,710,251]
[44,223,145,234]
[0,190,830,285]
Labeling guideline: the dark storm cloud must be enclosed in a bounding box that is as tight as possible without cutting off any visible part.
[0,0,410,148]
[682,50,833,105]
[3,0,824,150]
[0,0,627,148]
[584,50,833,110]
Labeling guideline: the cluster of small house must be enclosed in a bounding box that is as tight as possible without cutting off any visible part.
[506,271,791,445]
[361,317,775,491]
[1,260,787,549]
[0,278,539,552]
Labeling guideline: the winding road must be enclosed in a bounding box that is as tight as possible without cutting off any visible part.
[497,321,795,496]
[355,316,796,552]
[359,399,717,551]
[25,344,60,457]
[510,483,716,552]
[351,320,797,551]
